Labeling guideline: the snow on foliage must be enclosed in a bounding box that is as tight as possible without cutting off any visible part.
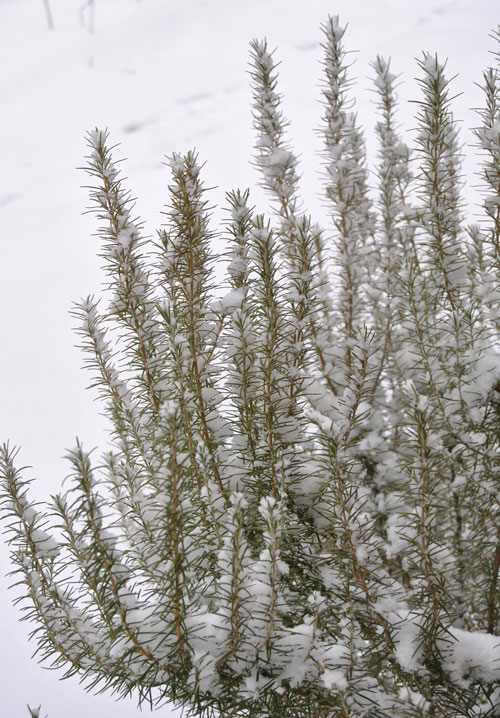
[1,15,500,718]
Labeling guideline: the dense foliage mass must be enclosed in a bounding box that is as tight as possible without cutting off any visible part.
[2,16,500,718]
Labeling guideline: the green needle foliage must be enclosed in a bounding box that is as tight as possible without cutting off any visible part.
[2,16,500,718]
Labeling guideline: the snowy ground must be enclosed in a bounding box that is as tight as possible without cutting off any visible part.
[0,0,497,716]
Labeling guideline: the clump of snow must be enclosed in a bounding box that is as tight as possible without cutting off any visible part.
[116,228,134,250]
[166,152,185,173]
[210,287,246,313]
[477,120,500,151]
[30,527,60,559]
[320,668,348,692]
[398,686,430,712]
[437,627,500,686]
[160,399,177,418]
[229,491,248,509]
[260,147,296,178]
[88,128,107,149]
[323,14,346,43]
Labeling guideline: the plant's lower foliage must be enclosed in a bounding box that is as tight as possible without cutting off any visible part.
[2,16,500,718]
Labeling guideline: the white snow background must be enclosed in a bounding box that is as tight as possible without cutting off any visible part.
[0,0,498,716]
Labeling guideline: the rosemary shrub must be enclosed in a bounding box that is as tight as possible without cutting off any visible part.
[2,16,500,718]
